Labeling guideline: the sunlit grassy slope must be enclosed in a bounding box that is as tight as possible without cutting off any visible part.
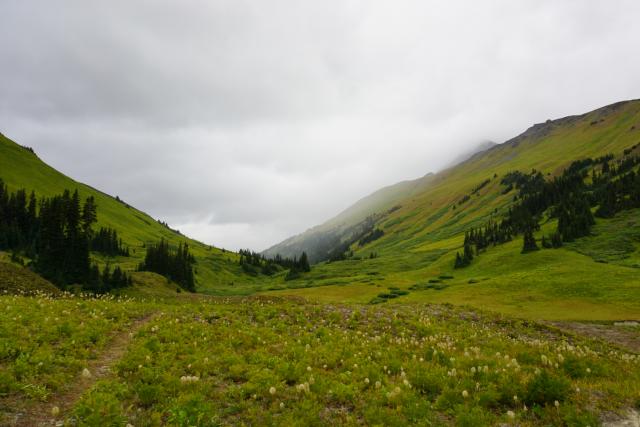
[0,132,259,293]
[265,100,640,320]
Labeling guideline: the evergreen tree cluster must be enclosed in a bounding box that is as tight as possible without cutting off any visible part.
[238,249,310,277]
[0,180,132,292]
[454,147,640,268]
[139,239,196,292]
[91,227,130,256]
[86,263,132,293]
[454,239,474,269]
[358,228,384,247]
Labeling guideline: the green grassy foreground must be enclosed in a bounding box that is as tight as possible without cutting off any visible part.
[1,292,639,426]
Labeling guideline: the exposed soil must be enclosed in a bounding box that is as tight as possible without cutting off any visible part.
[545,321,640,353]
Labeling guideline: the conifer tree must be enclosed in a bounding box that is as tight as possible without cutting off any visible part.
[521,229,539,253]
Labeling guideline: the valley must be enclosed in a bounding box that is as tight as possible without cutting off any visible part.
[1,100,640,426]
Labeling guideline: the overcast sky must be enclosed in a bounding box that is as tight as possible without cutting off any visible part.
[1,1,640,251]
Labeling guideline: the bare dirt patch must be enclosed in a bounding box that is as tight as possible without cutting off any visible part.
[545,321,640,353]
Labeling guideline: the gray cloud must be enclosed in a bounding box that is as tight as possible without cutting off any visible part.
[2,0,640,250]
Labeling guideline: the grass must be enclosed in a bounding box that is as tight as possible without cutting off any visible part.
[0,253,60,295]
[1,293,639,426]
[262,101,640,321]
[0,133,257,292]
[269,226,640,320]
[0,292,155,405]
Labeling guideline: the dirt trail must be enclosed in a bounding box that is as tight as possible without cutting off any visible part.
[545,321,640,353]
[6,312,157,427]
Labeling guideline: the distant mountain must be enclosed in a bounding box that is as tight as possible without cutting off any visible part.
[444,140,497,168]
[265,99,640,267]
[263,99,640,319]
[263,172,437,263]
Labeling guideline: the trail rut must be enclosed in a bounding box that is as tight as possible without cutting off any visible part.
[6,312,157,427]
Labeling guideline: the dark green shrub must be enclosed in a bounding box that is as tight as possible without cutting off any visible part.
[525,370,571,406]
[455,406,492,427]
[409,369,443,399]
[135,382,161,407]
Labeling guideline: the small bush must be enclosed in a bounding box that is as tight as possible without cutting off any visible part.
[525,370,571,406]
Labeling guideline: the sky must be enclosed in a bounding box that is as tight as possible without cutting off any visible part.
[1,1,640,251]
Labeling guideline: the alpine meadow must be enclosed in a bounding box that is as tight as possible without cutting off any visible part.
[1,2,640,426]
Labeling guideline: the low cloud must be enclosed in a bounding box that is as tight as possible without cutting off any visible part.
[2,0,640,250]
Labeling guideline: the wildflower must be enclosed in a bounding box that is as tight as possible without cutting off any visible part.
[81,368,92,379]
[471,367,476,374]
[51,406,60,417]
[280,402,285,409]
[507,410,515,419]
[586,368,591,374]
[364,378,370,385]
[462,390,469,399]
[513,395,518,402]
[269,386,276,395]
[554,400,560,409]
[180,375,199,384]
[307,366,312,372]
[375,381,382,389]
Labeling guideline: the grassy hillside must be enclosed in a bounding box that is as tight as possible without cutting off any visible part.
[265,100,640,320]
[0,253,60,295]
[263,142,499,263]
[0,132,257,293]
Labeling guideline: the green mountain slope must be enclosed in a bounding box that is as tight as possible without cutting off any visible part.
[265,100,640,320]
[262,173,435,263]
[0,132,255,294]
[263,142,498,263]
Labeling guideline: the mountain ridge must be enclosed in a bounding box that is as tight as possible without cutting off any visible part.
[265,98,640,263]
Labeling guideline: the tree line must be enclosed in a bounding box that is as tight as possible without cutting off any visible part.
[138,238,196,292]
[0,179,132,291]
[455,147,640,268]
[92,227,130,257]
[238,249,310,278]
